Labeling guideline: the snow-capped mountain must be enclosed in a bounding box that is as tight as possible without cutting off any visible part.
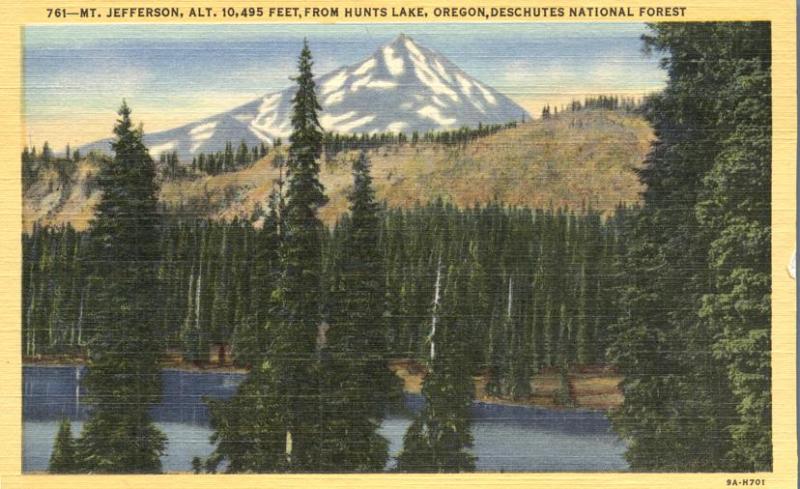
[81,34,529,160]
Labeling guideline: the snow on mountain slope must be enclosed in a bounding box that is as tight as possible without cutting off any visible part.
[81,34,529,160]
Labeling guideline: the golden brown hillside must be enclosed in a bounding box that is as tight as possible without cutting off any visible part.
[23,109,652,232]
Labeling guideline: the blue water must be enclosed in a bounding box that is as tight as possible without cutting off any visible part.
[23,365,628,472]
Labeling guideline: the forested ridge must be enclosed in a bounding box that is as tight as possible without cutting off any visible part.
[24,102,651,232]
[37,22,771,474]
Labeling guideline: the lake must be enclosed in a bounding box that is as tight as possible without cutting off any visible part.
[23,365,628,472]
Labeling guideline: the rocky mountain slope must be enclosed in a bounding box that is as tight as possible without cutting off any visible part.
[80,34,528,161]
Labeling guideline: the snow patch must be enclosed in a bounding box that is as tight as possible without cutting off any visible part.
[254,95,284,127]
[404,39,424,60]
[455,73,473,97]
[258,93,281,114]
[456,75,487,113]
[353,59,375,76]
[253,112,279,132]
[320,111,376,133]
[319,111,360,127]
[192,130,215,143]
[432,59,453,83]
[322,70,348,95]
[417,106,456,125]
[189,122,217,136]
[432,96,447,108]
[351,75,373,91]
[413,64,459,102]
[150,141,176,155]
[476,82,497,105]
[248,125,272,141]
[405,42,459,103]
[382,46,405,76]
[332,114,376,133]
[385,121,409,133]
[253,95,293,136]
[324,90,345,106]
[366,79,398,89]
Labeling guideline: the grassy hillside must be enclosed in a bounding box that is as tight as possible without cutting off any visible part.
[23,109,652,231]
[24,159,103,232]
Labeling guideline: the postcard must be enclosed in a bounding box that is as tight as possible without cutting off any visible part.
[0,1,796,488]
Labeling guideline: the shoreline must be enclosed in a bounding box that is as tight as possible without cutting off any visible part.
[23,356,623,412]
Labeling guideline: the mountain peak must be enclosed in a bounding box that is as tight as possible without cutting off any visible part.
[389,33,414,46]
[384,33,427,59]
[81,35,530,159]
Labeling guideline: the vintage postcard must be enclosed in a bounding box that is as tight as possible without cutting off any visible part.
[0,1,796,488]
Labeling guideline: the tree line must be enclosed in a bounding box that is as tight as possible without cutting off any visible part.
[189,140,271,177]
[321,121,518,159]
[140,122,522,178]
[541,95,643,119]
[24,121,522,187]
[24,202,628,381]
[21,142,89,192]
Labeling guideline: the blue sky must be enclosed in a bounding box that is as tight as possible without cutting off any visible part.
[24,23,667,148]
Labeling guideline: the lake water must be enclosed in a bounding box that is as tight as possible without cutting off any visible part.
[23,365,628,472]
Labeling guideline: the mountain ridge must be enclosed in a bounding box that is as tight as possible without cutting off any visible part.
[80,34,530,160]
[28,110,651,232]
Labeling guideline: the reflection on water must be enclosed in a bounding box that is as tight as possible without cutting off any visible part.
[23,365,628,472]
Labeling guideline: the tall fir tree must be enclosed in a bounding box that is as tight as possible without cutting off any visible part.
[320,150,400,471]
[397,264,476,472]
[694,23,772,470]
[609,23,772,471]
[269,37,329,471]
[75,101,166,473]
[49,418,77,473]
[206,39,328,472]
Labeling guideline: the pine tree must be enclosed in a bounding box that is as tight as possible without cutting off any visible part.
[609,23,772,471]
[205,363,289,473]
[207,39,328,472]
[49,418,77,473]
[506,273,531,400]
[694,23,772,470]
[268,37,329,471]
[396,265,476,472]
[41,141,53,163]
[75,101,166,473]
[464,241,490,372]
[575,265,591,365]
[484,299,505,397]
[236,139,250,168]
[320,150,398,471]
